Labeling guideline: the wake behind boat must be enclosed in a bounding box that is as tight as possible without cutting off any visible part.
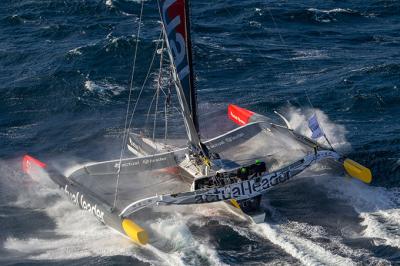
[22,0,372,245]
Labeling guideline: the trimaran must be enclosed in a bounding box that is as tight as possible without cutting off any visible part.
[23,0,372,245]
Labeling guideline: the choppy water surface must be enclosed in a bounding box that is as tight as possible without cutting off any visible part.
[0,0,399,265]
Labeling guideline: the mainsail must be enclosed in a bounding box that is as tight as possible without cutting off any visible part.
[157,0,202,153]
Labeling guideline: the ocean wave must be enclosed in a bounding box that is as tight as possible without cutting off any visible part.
[68,46,83,56]
[316,175,400,250]
[307,8,355,15]
[306,8,358,23]
[287,107,351,152]
[252,220,356,265]
[292,50,329,60]
[149,213,228,266]
[268,7,365,24]
[83,80,126,99]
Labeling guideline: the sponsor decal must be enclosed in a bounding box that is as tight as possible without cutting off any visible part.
[190,152,339,204]
[114,156,168,169]
[208,132,246,149]
[228,105,254,126]
[193,169,292,204]
[229,111,247,126]
[160,0,189,81]
[224,132,245,143]
[64,185,105,223]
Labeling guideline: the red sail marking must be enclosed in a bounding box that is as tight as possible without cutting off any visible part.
[167,0,187,41]
[22,155,46,174]
[228,104,255,126]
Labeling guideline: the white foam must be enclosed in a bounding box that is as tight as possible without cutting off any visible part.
[5,197,195,265]
[211,200,388,265]
[84,80,125,96]
[252,222,354,265]
[105,0,150,9]
[1,161,213,264]
[361,210,400,248]
[105,0,113,7]
[68,47,82,55]
[308,8,353,14]
[4,199,144,260]
[149,212,228,266]
[316,175,400,249]
[246,198,356,265]
[285,108,400,251]
[3,163,226,265]
[293,50,329,60]
[63,163,87,177]
[287,107,351,152]
[286,220,388,264]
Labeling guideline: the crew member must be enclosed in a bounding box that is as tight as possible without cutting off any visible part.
[237,167,249,180]
[254,159,267,176]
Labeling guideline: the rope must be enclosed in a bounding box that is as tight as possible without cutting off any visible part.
[152,38,165,142]
[126,31,163,133]
[218,2,337,151]
[216,1,310,110]
[264,5,314,109]
[112,1,144,210]
[164,84,172,141]
[263,7,338,148]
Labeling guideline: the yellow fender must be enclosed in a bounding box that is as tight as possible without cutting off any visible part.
[343,158,372,184]
[122,218,149,245]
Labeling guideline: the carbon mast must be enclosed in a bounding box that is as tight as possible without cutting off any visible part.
[157,0,208,160]
[184,0,198,131]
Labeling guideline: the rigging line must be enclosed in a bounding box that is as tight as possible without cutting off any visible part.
[165,69,174,141]
[126,30,163,133]
[263,4,339,149]
[152,87,160,142]
[264,3,314,109]
[145,78,168,126]
[145,88,158,131]
[164,98,169,141]
[113,0,145,210]
[152,38,165,142]
[145,83,173,124]
[215,2,306,109]
[214,3,271,63]
[146,79,182,124]
[263,4,339,148]
[121,0,145,151]
[144,76,180,136]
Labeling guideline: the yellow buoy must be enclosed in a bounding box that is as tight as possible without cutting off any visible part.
[121,218,149,245]
[343,158,372,184]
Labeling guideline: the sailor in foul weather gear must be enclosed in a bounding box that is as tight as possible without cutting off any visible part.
[254,160,267,176]
[237,167,249,180]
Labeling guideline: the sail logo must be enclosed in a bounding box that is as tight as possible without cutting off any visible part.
[161,0,190,80]
[63,185,105,223]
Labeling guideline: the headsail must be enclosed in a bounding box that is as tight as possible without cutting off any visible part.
[157,0,202,153]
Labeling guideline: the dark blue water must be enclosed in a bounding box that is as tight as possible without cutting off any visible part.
[1,0,399,265]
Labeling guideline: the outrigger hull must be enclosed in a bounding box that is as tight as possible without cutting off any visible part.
[22,155,149,245]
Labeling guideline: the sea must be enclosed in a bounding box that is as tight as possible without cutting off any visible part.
[0,0,399,265]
